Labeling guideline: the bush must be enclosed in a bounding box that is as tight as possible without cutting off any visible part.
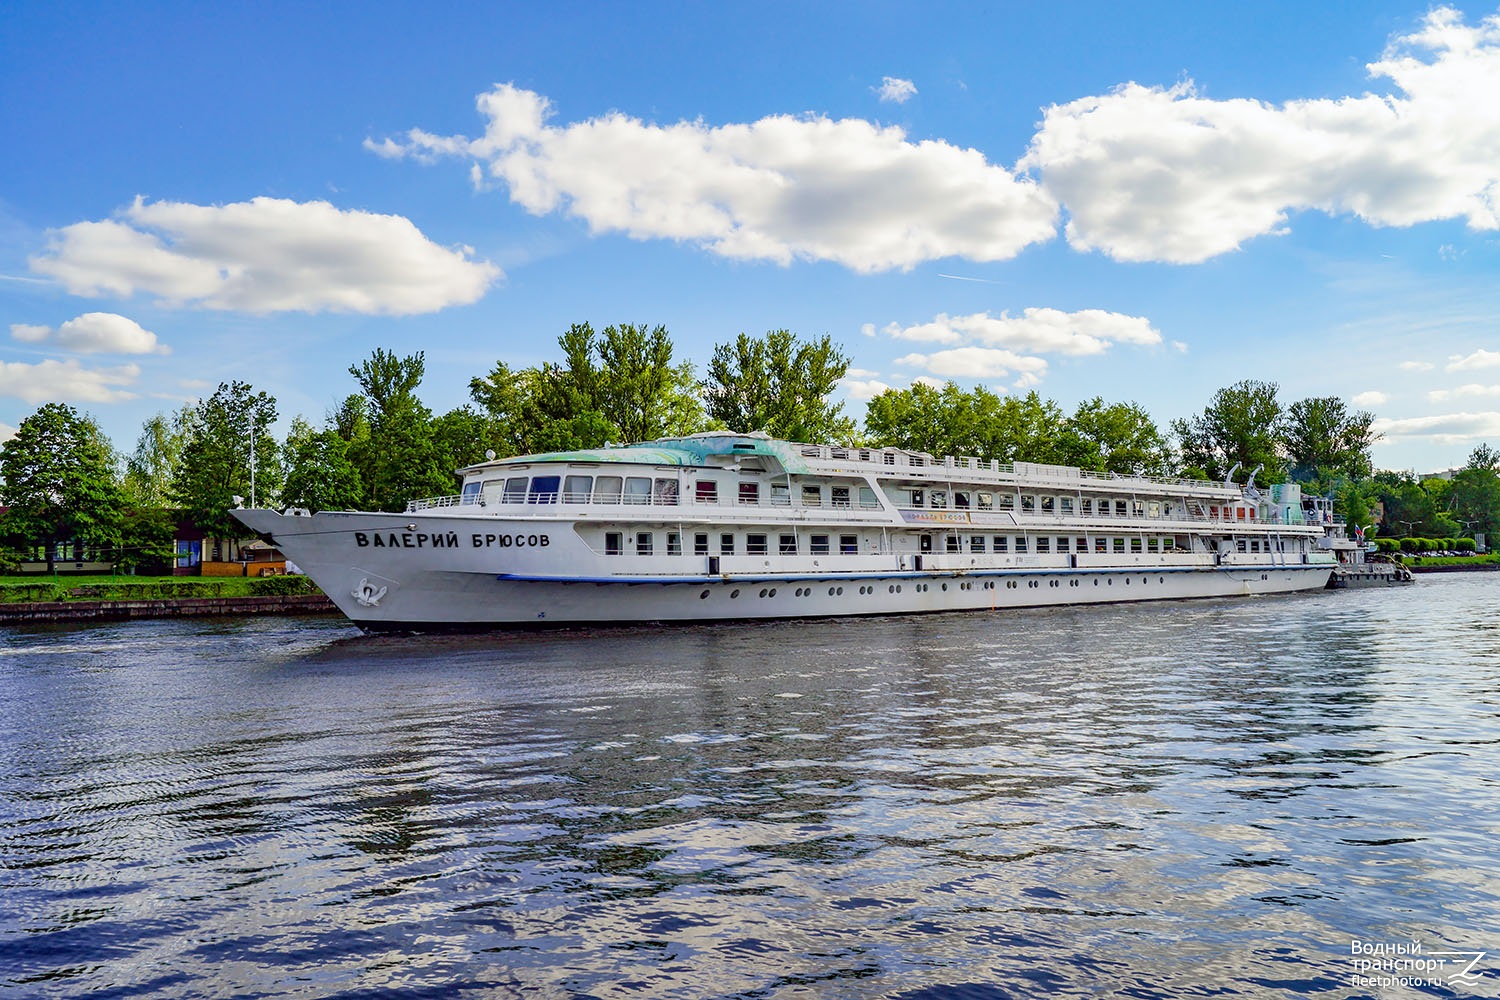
[1400,537,1420,553]
[1375,538,1400,554]
[250,575,322,596]
[1457,538,1477,552]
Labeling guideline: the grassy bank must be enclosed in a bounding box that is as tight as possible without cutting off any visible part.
[1400,553,1500,570]
[0,574,325,604]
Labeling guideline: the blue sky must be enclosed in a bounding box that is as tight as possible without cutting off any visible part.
[4,1,1500,474]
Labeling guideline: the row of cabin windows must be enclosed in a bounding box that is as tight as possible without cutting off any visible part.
[903,490,1165,519]
[923,534,1186,555]
[604,532,861,556]
[470,474,875,508]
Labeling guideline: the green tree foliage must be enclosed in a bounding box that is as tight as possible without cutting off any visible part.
[703,330,855,442]
[1282,396,1379,483]
[1171,379,1285,483]
[864,383,1068,463]
[173,381,281,542]
[117,507,178,572]
[123,406,192,507]
[430,405,494,477]
[1058,397,1173,476]
[282,424,365,512]
[470,323,706,453]
[1451,442,1500,541]
[0,403,123,572]
[348,349,453,511]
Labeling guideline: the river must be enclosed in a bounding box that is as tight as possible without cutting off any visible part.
[3,574,1497,998]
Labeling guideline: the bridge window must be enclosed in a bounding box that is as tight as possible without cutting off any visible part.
[624,477,651,504]
[563,475,592,502]
[504,476,528,503]
[528,475,560,503]
[594,476,623,503]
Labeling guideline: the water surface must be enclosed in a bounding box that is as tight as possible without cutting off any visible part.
[3,575,1498,997]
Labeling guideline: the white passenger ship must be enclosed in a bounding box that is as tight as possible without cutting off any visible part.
[233,431,1340,629]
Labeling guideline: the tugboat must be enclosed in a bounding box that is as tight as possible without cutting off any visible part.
[1315,505,1416,588]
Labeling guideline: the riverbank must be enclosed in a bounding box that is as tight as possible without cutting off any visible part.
[0,592,337,623]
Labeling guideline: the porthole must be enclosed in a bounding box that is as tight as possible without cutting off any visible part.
[769,588,777,597]
[758,588,768,598]
[828,587,837,596]
[730,589,740,598]
[837,587,844,595]
[941,583,948,591]
[699,589,710,599]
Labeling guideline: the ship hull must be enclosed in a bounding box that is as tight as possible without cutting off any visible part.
[236,509,1334,630]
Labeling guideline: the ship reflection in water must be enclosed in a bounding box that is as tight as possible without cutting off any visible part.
[3,574,1497,997]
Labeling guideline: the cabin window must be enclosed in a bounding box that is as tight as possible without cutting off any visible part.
[624,477,651,504]
[694,533,709,555]
[1040,496,1055,514]
[1130,538,1142,553]
[605,532,623,555]
[1060,497,1073,515]
[564,475,592,502]
[695,480,718,503]
[1238,539,1248,552]
[654,478,679,505]
[802,485,822,507]
[1057,537,1070,553]
[1115,500,1128,517]
[832,486,850,508]
[910,456,925,467]
[747,534,769,555]
[932,491,947,509]
[840,534,858,554]
[720,533,735,555]
[528,475,561,504]
[970,536,986,553]
[1132,499,1146,517]
[908,489,925,507]
[1076,537,1087,552]
[954,491,971,509]
[1148,501,1160,518]
[884,452,896,465]
[667,533,682,556]
[1113,538,1126,553]
[859,486,878,509]
[994,536,1009,553]
[1021,495,1035,513]
[946,535,960,553]
[1095,538,1107,553]
[1147,537,1159,553]
[1036,537,1051,553]
[1080,498,1093,515]
[504,476,528,503]
[739,481,759,505]
[779,534,798,554]
[977,492,994,510]
[771,483,790,505]
[594,476,623,503]
[811,534,830,555]
[859,450,871,461]
[461,481,482,504]
[1016,537,1029,553]
[636,532,654,555]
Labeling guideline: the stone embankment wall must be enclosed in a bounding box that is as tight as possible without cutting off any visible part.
[0,594,337,623]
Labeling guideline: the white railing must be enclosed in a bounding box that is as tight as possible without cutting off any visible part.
[407,493,888,514]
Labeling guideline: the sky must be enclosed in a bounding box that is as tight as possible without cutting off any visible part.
[4,1,1500,475]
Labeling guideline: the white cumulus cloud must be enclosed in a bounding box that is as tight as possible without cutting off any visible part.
[1351,390,1390,407]
[876,77,918,104]
[368,84,1057,272]
[1446,347,1500,371]
[1372,410,1500,444]
[1428,382,1500,401]
[11,312,168,354]
[1023,7,1500,262]
[884,307,1162,355]
[841,377,895,401]
[0,359,141,404]
[1400,360,1436,371]
[894,347,1050,379]
[30,197,500,315]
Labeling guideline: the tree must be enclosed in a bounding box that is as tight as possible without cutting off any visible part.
[864,383,1068,463]
[122,406,192,507]
[1058,397,1173,476]
[348,349,451,510]
[703,330,855,442]
[0,403,123,573]
[1282,396,1378,483]
[1451,443,1500,542]
[1172,379,1284,483]
[173,381,281,544]
[469,323,707,454]
[282,425,364,512]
